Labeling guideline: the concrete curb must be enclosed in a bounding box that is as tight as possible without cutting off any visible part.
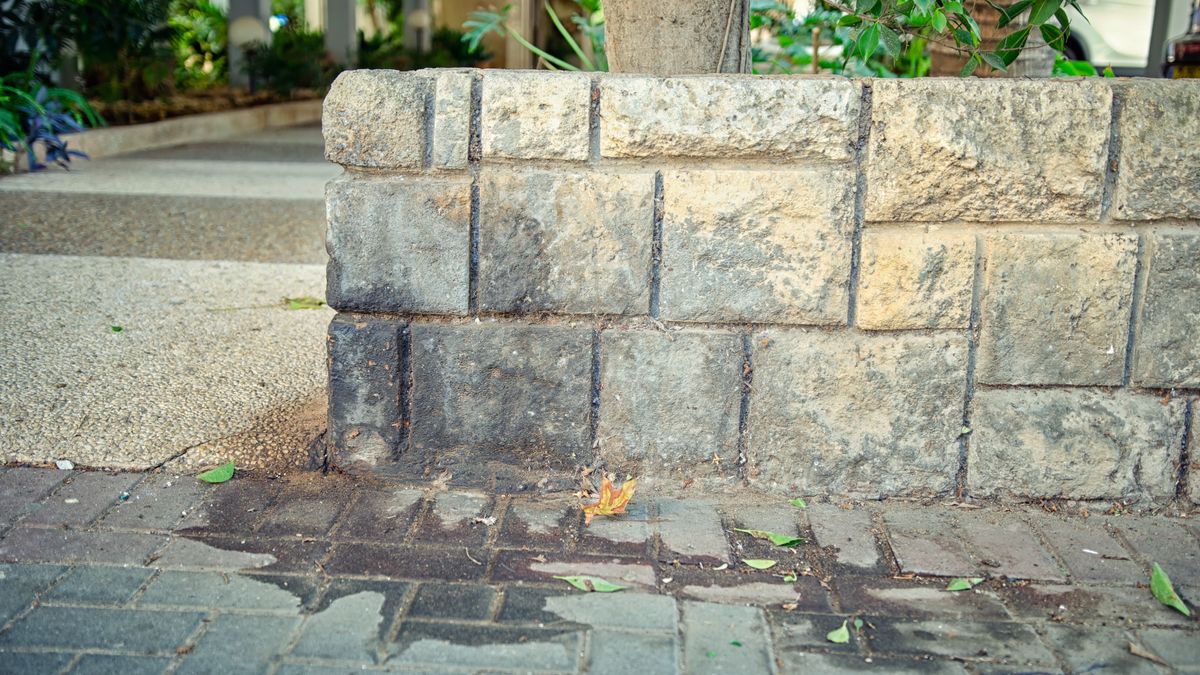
[4,99,322,170]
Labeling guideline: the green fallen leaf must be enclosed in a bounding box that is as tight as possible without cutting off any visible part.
[283,296,326,310]
[731,640,742,647]
[961,425,972,435]
[789,497,807,509]
[1150,563,1191,616]
[734,528,804,547]
[706,650,717,658]
[110,325,124,333]
[783,571,798,583]
[945,577,985,591]
[553,575,625,593]
[197,462,235,484]
[853,618,864,630]
[826,619,850,644]
[743,559,778,570]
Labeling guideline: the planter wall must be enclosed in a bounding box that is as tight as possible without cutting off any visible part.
[323,68,1200,503]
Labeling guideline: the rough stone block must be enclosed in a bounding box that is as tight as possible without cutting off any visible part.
[857,229,976,329]
[326,175,470,314]
[481,71,589,161]
[1133,233,1200,388]
[478,170,653,314]
[327,315,405,472]
[425,68,472,169]
[807,504,884,572]
[599,76,860,161]
[749,331,966,496]
[1112,80,1200,220]
[410,323,591,467]
[968,388,1185,500]
[1024,512,1144,584]
[977,233,1137,386]
[323,70,428,169]
[661,169,855,324]
[597,330,741,471]
[865,79,1111,222]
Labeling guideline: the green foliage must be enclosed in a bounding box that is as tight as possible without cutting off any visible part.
[359,26,490,69]
[463,1,601,71]
[271,0,305,27]
[751,2,902,76]
[0,0,73,79]
[0,69,103,172]
[68,0,179,102]
[170,0,228,89]
[245,28,342,95]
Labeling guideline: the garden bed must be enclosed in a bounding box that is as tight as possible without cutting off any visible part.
[91,87,322,127]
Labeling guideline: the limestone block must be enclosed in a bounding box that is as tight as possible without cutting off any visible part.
[977,233,1136,386]
[857,229,976,329]
[323,70,428,169]
[597,330,742,471]
[660,169,855,324]
[480,71,590,161]
[409,323,592,467]
[1112,80,1200,220]
[478,170,654,315]
[326,175,470,314]
[865,79,1111,222]
[969,388,1185,500]
[1134,233,1200,388]
[599,76,860,161]
[749,330,967,496]
[328,315,404,472]
[426,68,473,170]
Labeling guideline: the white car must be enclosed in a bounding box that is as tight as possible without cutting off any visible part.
[1062,0,1156,70]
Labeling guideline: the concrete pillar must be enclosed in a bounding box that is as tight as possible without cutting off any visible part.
[605,0,751,74]
[325,0,358,66]
[228,0,270,88]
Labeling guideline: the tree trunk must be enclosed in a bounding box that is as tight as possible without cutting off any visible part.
[604,0,752,74]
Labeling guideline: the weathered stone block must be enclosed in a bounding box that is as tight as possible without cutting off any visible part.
[968,388,1185,500]
[599,76,859,161]
[425,68,472,170]
[597,330,741,471]
[481,71,589,161]
[748,331,967,496]
[1133,233,1200,388]
[328,315,404,472]
[479,170,653,315]
[660,169,855,324]
[865,80,1111,222]
[326,175,470,314]
[977,233,1136,386]
[410,323,591,467]
[323,70,428,169]
[857,229,976,330]
[1112,80,1200,220]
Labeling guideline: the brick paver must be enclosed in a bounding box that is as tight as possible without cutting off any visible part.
[0,467,1195,674]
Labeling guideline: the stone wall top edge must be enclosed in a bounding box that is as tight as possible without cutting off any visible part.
[330,67,1196,90]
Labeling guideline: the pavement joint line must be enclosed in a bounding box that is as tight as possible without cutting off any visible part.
[1018,510,1078,587]
[164,607,218,675]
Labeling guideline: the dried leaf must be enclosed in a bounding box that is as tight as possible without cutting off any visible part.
[1150,562,1191,616]
[826,620,850,644]
[581,477,637,525]
[713,563,729,571]
[789,497,807,509]
[945,577,984,591]
[1128,641,1169,666]
[734,528,804,547]
[197,462,235,484]
[743,559,777,570]
[553,575,625,593]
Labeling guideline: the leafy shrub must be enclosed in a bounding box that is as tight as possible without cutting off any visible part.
[1,71,102,171]
[171,0,228,89]
[0,0,72,79]
[359,26,491,70]
[68,0,178,102]
[245,28,341,95]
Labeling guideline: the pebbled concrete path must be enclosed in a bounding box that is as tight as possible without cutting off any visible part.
[0,125,334,471]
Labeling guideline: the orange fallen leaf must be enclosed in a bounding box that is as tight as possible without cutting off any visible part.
[582,477,637,525]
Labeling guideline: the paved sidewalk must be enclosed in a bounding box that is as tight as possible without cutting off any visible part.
[0,467,1196,674]
[0,125,334,472]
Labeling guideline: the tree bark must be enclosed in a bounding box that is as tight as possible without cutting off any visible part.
[604,0,752,74]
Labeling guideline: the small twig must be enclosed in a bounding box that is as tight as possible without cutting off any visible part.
[465,547,482,566]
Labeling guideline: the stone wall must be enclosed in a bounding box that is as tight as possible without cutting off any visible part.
[322,69,1200,504]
